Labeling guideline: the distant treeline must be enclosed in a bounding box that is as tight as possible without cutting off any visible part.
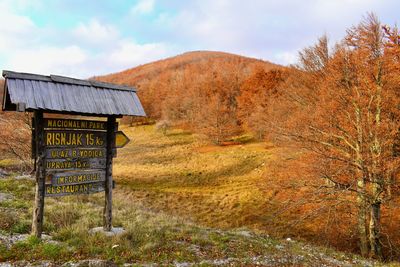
[98,51,285,143]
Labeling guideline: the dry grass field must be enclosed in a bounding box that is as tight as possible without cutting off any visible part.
[114,125,274,230]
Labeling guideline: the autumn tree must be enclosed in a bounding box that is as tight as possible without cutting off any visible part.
[193,61,243,144]
[266,14,399,258]
[237,66,287,139]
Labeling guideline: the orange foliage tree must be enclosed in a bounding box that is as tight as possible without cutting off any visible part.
[265,14,400,258]
[237,66,288,139]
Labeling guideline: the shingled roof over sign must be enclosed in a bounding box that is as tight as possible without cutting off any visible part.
[1,70,146,117]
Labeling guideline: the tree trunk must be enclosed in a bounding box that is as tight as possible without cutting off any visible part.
[369,201,382,259]
[354,106,369,257]
[357,180,369,257]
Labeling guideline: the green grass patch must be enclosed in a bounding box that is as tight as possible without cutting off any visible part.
[6,235,68,261]
[11,219,31,234]
[0,178,35,198]
[0,159,19,168]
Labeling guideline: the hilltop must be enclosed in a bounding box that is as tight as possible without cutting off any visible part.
[96,50,280,86]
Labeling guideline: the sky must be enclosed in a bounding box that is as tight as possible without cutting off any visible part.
[0,0,398,78]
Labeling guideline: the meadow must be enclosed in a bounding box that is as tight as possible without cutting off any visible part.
[114,125,272,229]
[0,124,390,266]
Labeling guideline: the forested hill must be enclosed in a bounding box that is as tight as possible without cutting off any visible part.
[96,51,287,143]
[97,51,280,86]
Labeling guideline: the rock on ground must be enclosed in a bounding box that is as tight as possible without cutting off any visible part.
[0,192,13,202]
[88,227,126,237]
[0,169,9,178]
[0,234,57,249]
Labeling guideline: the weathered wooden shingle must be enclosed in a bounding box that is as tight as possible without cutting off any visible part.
[2,70,146,116]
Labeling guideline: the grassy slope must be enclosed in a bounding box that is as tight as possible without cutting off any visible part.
[114,125,272,229]
[0,124,395,266]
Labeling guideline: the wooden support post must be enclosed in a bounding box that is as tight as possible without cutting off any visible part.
[103,116,116,231]
[32,111,45,238]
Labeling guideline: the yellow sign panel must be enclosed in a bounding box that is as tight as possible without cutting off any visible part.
[51,171,106,185]
[46,158,106,170]
[44,118,106,130]
[115,131,130,148]
[46,148,106,159]
[44,130,106,147]
[45,182,105,197]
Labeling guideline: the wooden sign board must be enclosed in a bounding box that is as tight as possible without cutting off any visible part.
[51,170,106,186]
[46,148,106,159]
[44,130,106,147]
[44,118,107,131]
[31,116,122,236]
[42,119,110,198]
[46,158,106,171]
[45,181,105,197]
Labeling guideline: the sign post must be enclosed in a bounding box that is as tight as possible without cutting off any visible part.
[30,117,130,236]
[104,116,116,231]
[32,111,46,238]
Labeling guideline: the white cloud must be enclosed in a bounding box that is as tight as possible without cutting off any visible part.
[0,4,39,51]
[150,0,399,65]
[107,40,169,69]
[3,39,174,78]
[0,3,89,77]
[73,19,119,44]
[131,0,155,15]
[0,2,174,78]
[274,51,298,65]
[6,46,88,77]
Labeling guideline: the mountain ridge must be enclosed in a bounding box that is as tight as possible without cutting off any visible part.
[96,50,282,87]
